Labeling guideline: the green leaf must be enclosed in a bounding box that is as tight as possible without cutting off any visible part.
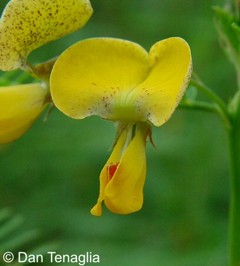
[0,208,60,266]
[0,215,24,240]
[213,6,240,64]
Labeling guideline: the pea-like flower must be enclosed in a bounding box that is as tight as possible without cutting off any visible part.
[0,0,93,143]
[50,37,192,216]
[0,0,93,71]
[0,83,48,144]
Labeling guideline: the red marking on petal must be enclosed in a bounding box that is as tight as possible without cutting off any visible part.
[107,163,119,181]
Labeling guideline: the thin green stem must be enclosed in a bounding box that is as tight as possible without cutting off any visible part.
[190,79,231,128]
[179,100,218,113]
[190,79,228,115]
[21,63,40,80]
[235,65,240,90]
[189,73,240,265]
[21,58,57,83]
[234,0,240,21]
[228,124,240,266]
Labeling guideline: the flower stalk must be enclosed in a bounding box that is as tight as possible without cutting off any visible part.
[190,78,231,128]
[228,125,240,266]
[190,76,240,265]
[228,92,240,266]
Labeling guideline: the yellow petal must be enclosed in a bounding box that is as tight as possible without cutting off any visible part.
[104,125,147,214]
[50,38,150,120]
[90,129,128,216]
[51,37,192,125]
[0,83,48,144]
[0,0,93,71]
[135,37,192,126]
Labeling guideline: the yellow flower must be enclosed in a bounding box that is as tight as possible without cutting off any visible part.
[90,123,149,216]
[0,0,93,144]
[0,0,93,71]
[0,83,48,144]
[50,37,192,216]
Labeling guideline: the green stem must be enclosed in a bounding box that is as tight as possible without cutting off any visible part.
[21,58,57,82]
[191,79,228,115]
[233,0,240,21]
[228,121,240,266]
[236,64,240,91]
[189,74,240,265]
[179,100,218,113]
[190,79,231,128]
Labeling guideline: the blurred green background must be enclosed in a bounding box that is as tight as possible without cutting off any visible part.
[0,0,234,265]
